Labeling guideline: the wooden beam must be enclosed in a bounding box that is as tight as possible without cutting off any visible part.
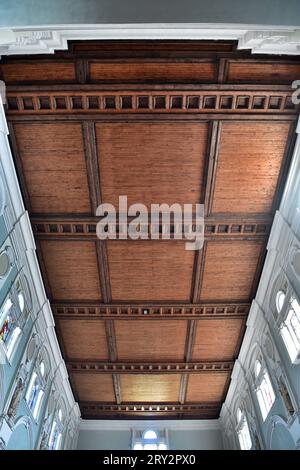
[79,401,221,419]
[191,242,207,303]
[52,302,250,319]
[105,320,122,405]
[82,121,102,213]
[31,215,272,241]
[204,121,222,216]
[67,360,234,374]
[96,241,112,303]
[180,319,198,404]
[105,320,118,362]
[5,88,298,116]
[7,122,32,212]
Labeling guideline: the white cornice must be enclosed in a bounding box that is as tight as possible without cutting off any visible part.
[0,24,299,56]
[80,418,221,432]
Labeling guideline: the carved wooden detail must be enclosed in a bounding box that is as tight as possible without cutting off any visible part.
[52,302,250,319]
[6,89,298,115]
[79,401,221,417]
[31,216,272,240]
[67,360,234,374]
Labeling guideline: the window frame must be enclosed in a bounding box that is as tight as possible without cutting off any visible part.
[254,359,276,422]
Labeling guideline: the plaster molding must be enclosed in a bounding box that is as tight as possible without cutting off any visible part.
[80,418,221,432]
[0,25,300,56]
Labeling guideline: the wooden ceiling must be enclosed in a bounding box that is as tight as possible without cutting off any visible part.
[2,40,299,419]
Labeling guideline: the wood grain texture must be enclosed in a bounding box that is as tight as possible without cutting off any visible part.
[200,240,264,301]
[107,241,195,301]
[13,123,91,214]
[186,373,229,401]
[3,40,298,420]
[89,61,216,82]
[192,318,245,361]
[97,122,208,209]
[0,62,76,83]
[40,240,101,300]
[120,374,181,402]
[227,61,300,84]
[115,320,187,361]
[73,374,115,402]
[212,122,292,214]
[57,319,108,360]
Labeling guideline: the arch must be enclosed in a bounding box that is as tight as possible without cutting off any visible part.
[290,246,300,277]
[268,416,296,450]
[6,416,33,450]
[269,271,290,320]
[0,173,5,215]
[0,365,4,414]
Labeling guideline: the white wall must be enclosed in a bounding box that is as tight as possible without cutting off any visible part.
[77,420,223,450]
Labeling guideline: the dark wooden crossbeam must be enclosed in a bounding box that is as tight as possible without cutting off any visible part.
[52,301,250,319]
[67,360,234,374]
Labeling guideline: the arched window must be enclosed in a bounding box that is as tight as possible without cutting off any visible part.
[25,350,49,421]
[276,290,286,313]
[0,296,21,360]
[236,408,252,450]
[0,251,10,278]
[254,360,275,421]
[132,429,168,450]
[279,295,300,363]
[48,404,64,450]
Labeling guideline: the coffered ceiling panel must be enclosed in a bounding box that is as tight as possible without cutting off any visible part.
[115,320,187,361]
[89,61,217,82]
[192,318,245,361]
[3,40,299,419]
[120,375,181,402]
[200,240,265,302]
[97,122,208,209]
[13,122,91,214]
[212,122,292,214]
[58,319,108,360]
[39,241,102,300]
[186,373,229,402]
[73,374,115,402]
[108,241,194,301]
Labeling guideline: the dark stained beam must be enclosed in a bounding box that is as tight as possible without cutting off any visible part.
[52,302,250,319]
[96,241,112,303]
[79,401,221,419]
[204,121,222,216]
[67,360,234,374]
[191,242,207,303]
[7,122,32,212]
[105,320,122,405]
[180,319,198,403]
[5,88,298,116]
[82,121,102,213]
[31,215,272,241]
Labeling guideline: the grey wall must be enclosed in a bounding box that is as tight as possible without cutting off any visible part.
[77,430,131,450]
[77,426,223,450]
[169,430,223,450]
[0,0,300,27]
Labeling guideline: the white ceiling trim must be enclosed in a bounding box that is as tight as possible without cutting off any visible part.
[0,24,299,56]
[80,418,221,431]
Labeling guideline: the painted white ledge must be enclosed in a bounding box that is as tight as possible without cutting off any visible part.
[80,418,221,431]
[0,24,299,56]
